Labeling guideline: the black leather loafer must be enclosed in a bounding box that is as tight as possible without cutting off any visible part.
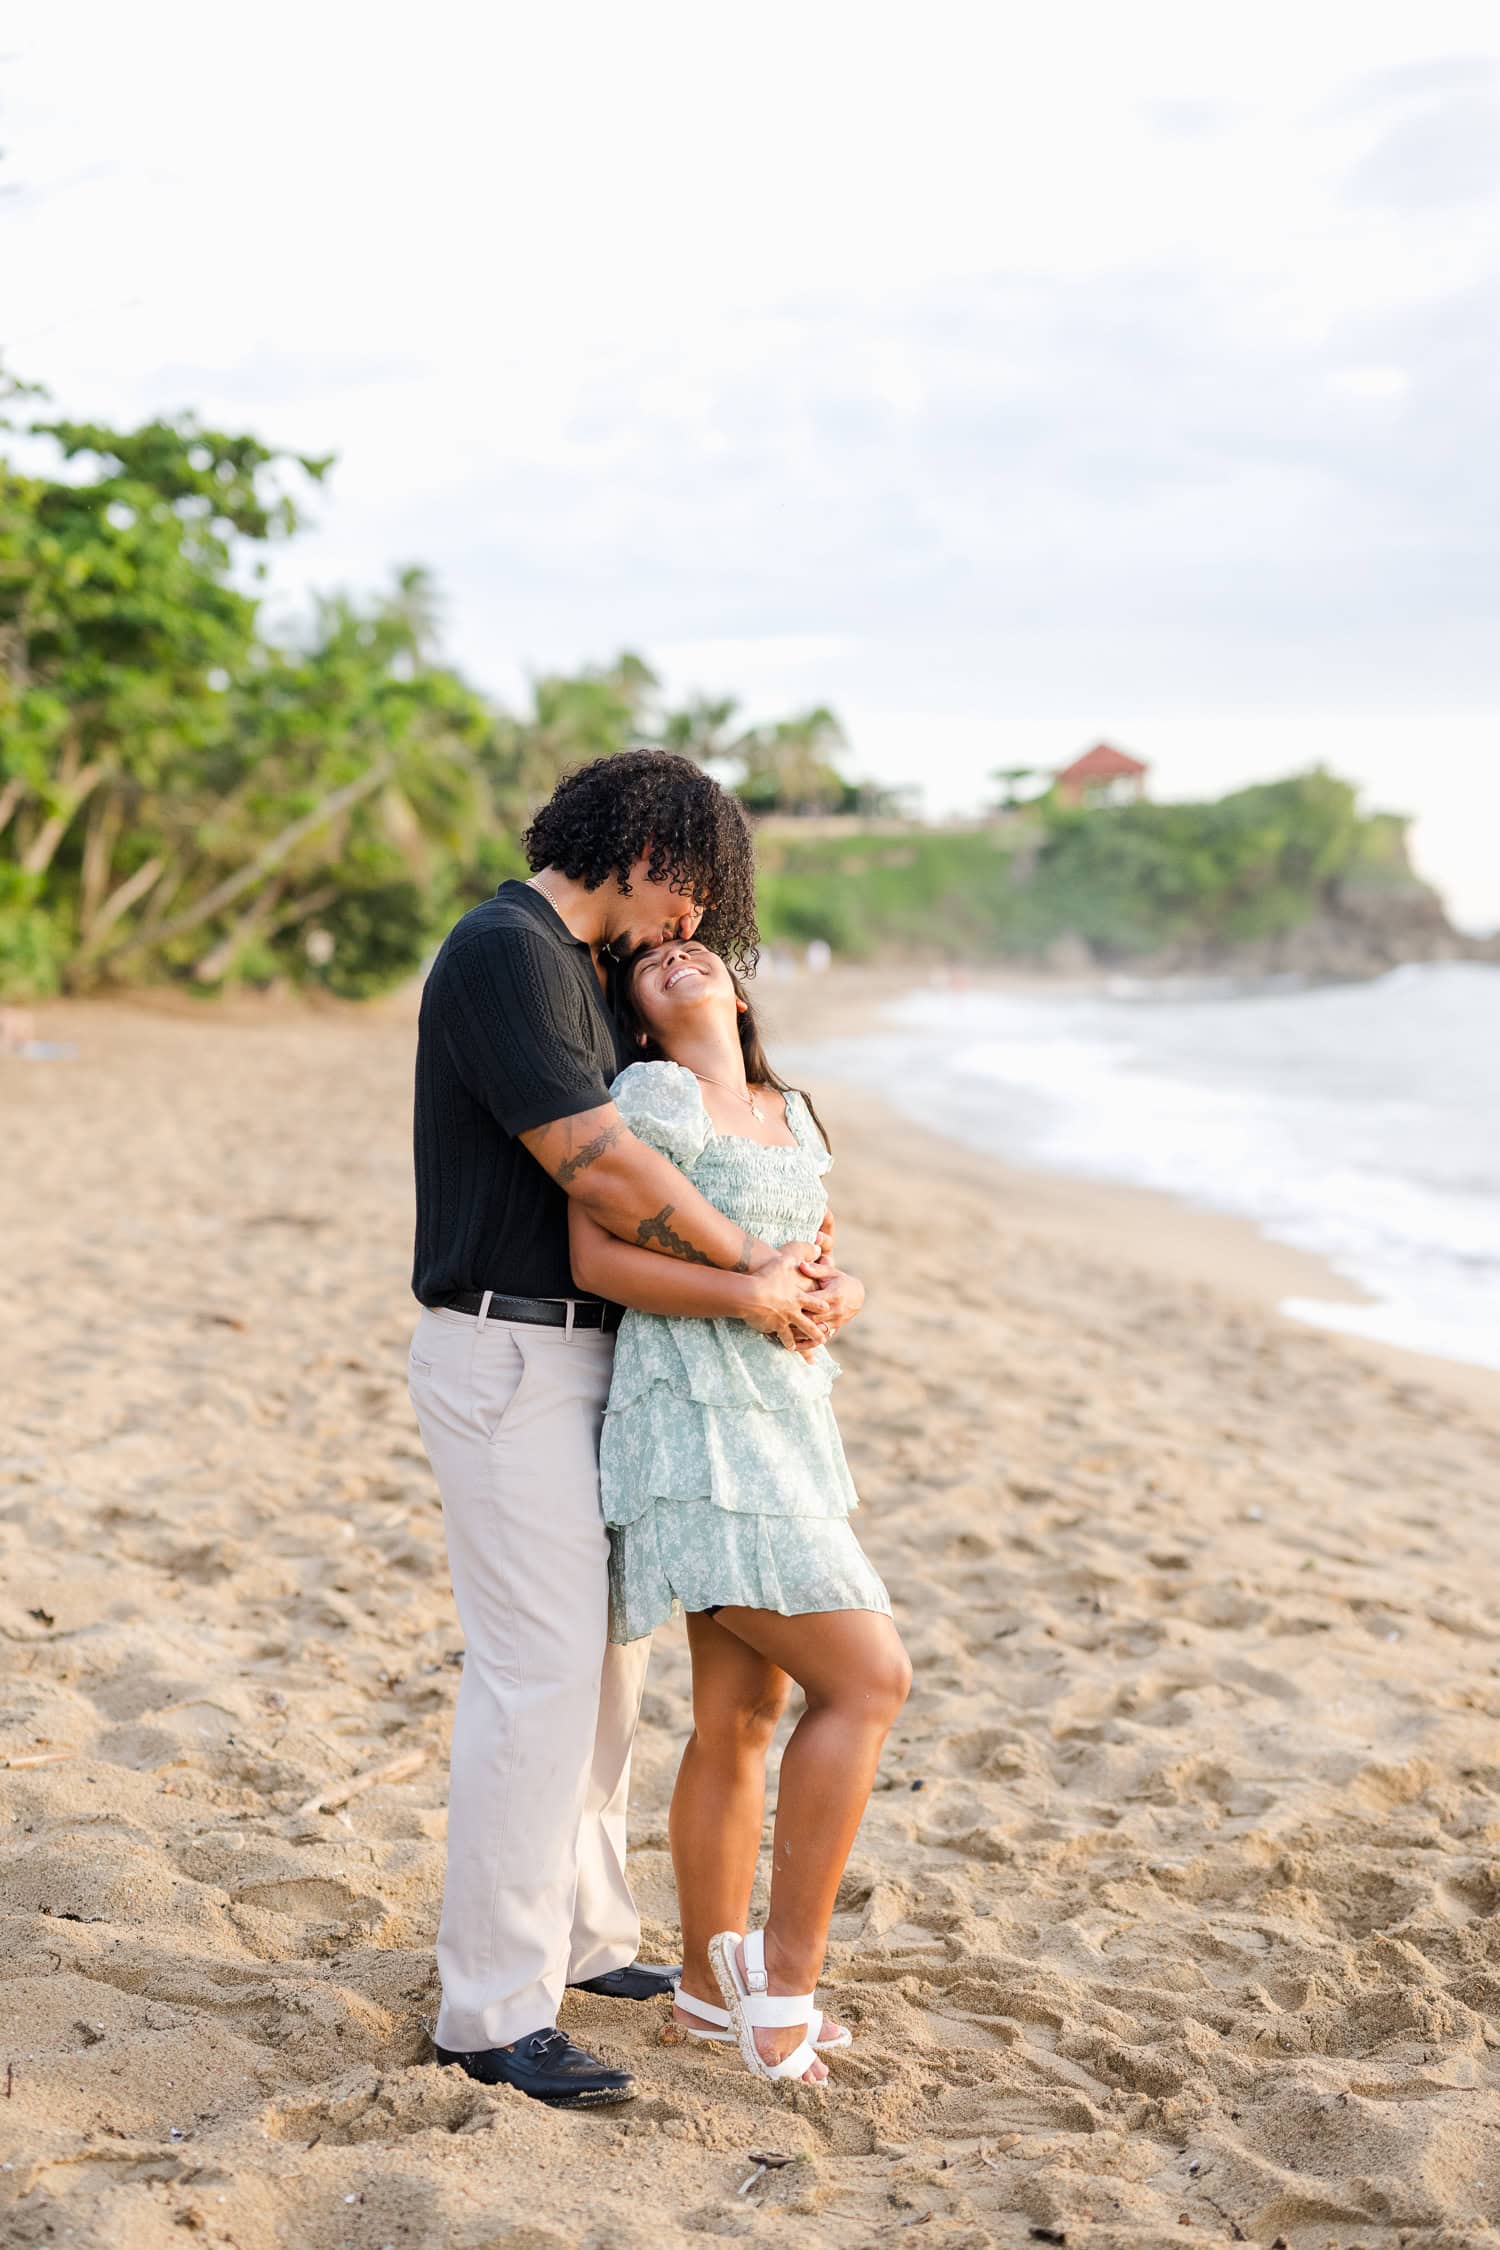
[433,2027,635,2108]
[567,1962,681,2003]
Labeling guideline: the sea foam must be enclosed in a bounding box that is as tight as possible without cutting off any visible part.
[800,962,1500,1373]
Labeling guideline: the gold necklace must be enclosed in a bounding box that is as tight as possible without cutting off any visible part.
[529,871,616,963]
[694,1071,765,1123]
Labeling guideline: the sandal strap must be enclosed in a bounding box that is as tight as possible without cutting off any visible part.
[764,2037,819,2081]
[742,1988,818,2027]
[673,1988,732,2029]
[743,1928,772,1991]
[680,1982,830,2046]
[738,1928,817,2027]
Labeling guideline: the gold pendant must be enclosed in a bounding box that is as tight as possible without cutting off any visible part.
[748,1095,764,1121]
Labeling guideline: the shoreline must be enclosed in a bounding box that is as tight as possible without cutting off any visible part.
[757,963,1498,1409]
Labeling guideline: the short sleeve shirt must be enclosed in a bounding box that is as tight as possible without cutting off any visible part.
[411,882,627,1303]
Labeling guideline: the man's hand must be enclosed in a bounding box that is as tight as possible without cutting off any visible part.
[740,1240,831,1352]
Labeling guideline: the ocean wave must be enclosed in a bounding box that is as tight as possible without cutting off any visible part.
[806,963,1500,1372]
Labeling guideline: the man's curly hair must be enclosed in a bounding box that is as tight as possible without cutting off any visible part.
[522,748,759,973]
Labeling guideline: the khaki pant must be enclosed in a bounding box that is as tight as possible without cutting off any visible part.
[407,1303,652,2050]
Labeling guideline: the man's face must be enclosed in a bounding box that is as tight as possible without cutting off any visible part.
[607,855,707,957]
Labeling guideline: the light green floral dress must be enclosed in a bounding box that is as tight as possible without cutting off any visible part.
[600,1060,891,1645]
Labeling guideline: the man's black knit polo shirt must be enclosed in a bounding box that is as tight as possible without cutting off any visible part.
[411,882,627,1304]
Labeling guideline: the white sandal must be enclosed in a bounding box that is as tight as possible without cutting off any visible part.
[707,1928,832,2084]
[674,1983,851,2052]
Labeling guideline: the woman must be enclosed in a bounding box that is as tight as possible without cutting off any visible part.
[569,938,911,2087]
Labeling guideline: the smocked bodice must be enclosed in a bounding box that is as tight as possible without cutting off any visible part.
[600,1061,850,1516]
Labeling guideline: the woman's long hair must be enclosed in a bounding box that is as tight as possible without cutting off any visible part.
[616,955,832,1151]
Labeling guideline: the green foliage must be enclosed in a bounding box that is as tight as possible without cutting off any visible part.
[302,877,442,999]
[661,695,855,813]
[732,709,848,814]
[1033,770,1368,951]
[756,829,1030,957]
[0,869,67,995]
[988,763,1052,813]
[0,371,883,999]
[1,388,345,994]
[754,774,1426,962]
[494,652,660,808]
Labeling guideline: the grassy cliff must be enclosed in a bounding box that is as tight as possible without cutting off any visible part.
[755,771,1453,969]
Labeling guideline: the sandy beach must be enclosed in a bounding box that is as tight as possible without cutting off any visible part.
[4,977,1500,2250]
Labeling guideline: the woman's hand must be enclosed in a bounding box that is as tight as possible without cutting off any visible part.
[741,1240,830,1352]
[799,1257,865,1341]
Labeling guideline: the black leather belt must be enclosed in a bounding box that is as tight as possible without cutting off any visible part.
[441,1291,623,1333]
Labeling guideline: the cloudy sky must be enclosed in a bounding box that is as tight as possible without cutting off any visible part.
[5,1,1498,922]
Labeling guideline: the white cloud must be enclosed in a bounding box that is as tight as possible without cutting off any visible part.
[3,0,1498,920]
[1326,365,1412,403]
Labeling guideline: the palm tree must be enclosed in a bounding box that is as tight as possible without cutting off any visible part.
[482,651,662,816]
[380,564,444,671]
[661,694,742,769]
[990,764,1051,813]
[734,707,848,814]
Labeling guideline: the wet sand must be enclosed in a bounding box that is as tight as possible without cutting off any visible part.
[3,982,1499,2249]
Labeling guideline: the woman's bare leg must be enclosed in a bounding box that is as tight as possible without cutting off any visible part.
[712,1605,911,2082]
[669,1611,791,2028]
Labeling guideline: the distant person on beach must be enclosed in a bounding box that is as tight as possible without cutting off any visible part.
[407,750,855,2108]
[571,941,909,2087]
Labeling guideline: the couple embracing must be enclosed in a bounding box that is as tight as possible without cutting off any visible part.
[407,750,909,2106]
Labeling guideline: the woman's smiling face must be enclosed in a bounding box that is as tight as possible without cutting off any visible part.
[626,938,737,1047]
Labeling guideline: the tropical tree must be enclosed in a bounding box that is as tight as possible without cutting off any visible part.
[0,393,330,988]
[484,650,660,818]
[730,706,848,814]
[145,583,495,993]
[989,763,1052,813]
[661,693,742,769]
[0,389,505,995]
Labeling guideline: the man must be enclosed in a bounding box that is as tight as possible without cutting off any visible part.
[408,749,840,2108]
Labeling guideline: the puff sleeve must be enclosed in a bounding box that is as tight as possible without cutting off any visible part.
[611,1061,712,1172]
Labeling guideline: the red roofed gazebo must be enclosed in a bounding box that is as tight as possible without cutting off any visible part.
[1054,743,1149,808]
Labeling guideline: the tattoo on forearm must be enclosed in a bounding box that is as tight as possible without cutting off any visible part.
[555,1121,624,1188]
[636,1203,714,1265]
[733,1232,754,1274]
